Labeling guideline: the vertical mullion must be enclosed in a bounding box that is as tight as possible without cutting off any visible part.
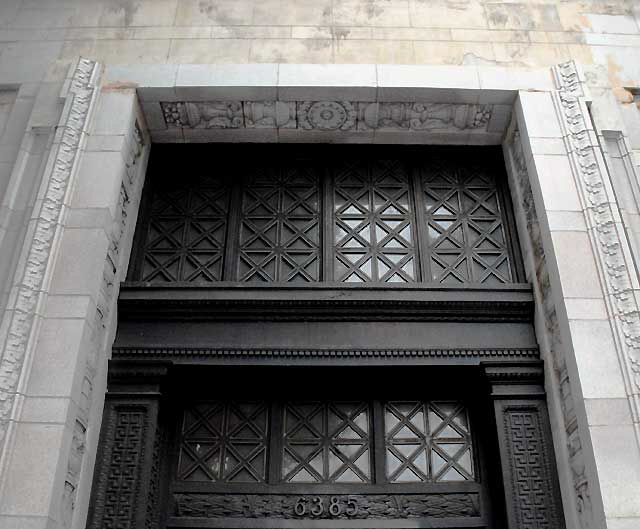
[322,166,334,281]
[321,404,328,482]
[219,403,228,482]
[459,180,473,282]
[267,401,283,484]
[223,181,243,281]
[276,176,283,282]
[369,174,378,282]
[410,163,431,283]
[372,399,387,484]
[177,189,191,281]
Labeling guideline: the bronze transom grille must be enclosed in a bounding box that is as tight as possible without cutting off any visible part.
[130,146,521,284]
[177,399,475,485]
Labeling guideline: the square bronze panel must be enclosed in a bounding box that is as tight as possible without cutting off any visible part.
[178,402,269,483]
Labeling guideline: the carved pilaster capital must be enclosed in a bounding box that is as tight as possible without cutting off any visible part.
[107,360,171,396]
[481,361,545,398]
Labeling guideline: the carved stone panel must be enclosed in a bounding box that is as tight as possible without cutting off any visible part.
[173,492,481,519]
[298,101,357,131]
[162,101,244,128]
[359,103,492,131]
[244,101,296,129]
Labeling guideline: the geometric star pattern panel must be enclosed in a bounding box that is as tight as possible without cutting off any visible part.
[333,159,417,282]
[178,402,269,482]
[419,159,513,284]
[238,165,321,282]
[141,173,231,282]
[385,401,475,482]
[133,148,520,284]
[281,401,371,483]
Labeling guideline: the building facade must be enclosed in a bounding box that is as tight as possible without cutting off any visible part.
[1,1,640,528]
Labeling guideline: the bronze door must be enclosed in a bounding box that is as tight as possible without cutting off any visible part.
[87,144,565,529]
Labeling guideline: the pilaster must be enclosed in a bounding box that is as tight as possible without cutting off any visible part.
[0,56,151,529]
[86,361,168,529]
[483,362,565,529]
[506,60,640,528]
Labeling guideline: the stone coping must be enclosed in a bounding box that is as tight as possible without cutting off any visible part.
[103,63,555,104]
[102,63,553,144]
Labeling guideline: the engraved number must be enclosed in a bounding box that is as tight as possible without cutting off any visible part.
[346,495,358,516]
[329,496,341,516]
[293,496,358,517]
[311,496,324,516]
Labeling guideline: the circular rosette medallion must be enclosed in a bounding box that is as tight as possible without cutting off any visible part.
[306,101,356,131]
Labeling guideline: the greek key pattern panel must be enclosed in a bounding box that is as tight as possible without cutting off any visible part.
[89,405,149,529]
[160,101,493,133]
[173,492,481,519]
[503,407,563,529]
[239,166,321,282]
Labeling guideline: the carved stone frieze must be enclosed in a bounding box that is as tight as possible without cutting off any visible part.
[244,101,296,128]
[159,100,494,134]
[298,100,357,131]
[97,120,144,329]
[359,102,492,131]
[162,101,244,128]
[174,493,481,519]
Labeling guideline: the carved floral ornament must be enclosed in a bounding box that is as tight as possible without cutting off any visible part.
[0,58,100,454]
[160,100,493,132]
[553,61,640,407]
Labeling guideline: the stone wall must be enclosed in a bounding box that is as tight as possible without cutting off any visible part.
[2,1,640,167]
[0,1,636,79]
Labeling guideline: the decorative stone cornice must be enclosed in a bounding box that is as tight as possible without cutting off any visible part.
[160,100,493,133]
[0,58,100,454]
[117,284,534,323]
